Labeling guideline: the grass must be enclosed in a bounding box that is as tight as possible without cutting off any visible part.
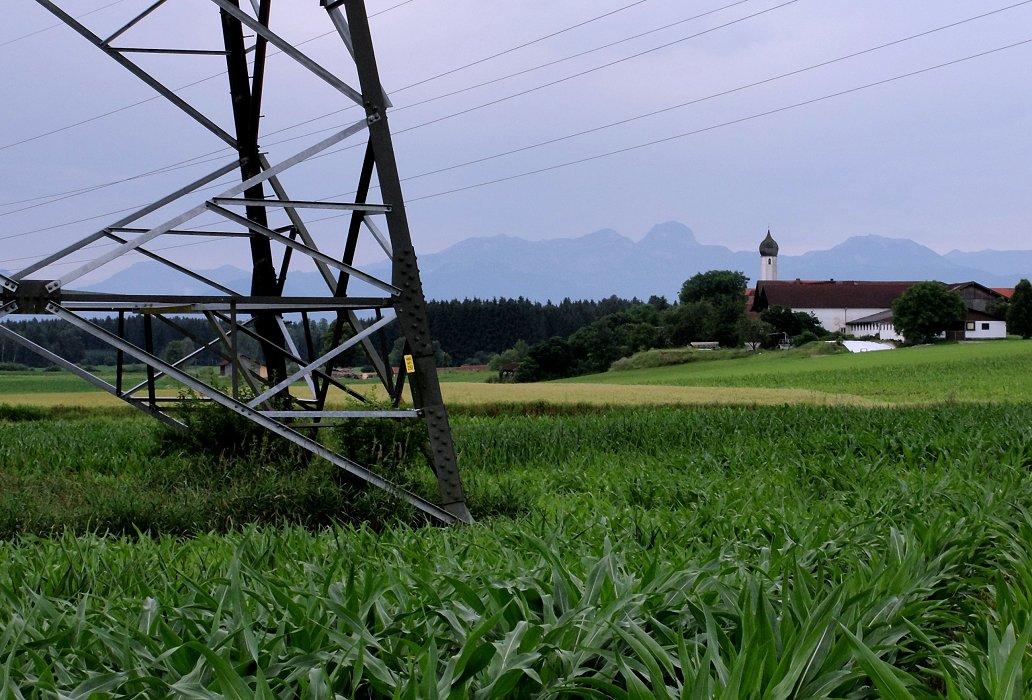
[571,339,1032,403]
[1,403,1032,694]
[5,340,1032,407]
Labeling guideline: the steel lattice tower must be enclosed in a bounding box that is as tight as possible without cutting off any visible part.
[1,0,471,524]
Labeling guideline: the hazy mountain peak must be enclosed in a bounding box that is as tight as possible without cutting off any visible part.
[576,227,625,243]
[829,234,933,252]
[641,220,697,245]
[63,222,1024,303]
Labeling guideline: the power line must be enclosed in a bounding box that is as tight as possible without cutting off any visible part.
[0,72,227,154]
[233,0,759,149]
[3,3,1027,243]
[0,0,759,207]
[244,0,1032,182]
[0,234,225,270]
[123,0,806,167]
[7,32,1022,271]
[0,153,233,215]
[0,0,423,154]
[0,201,211,242]
[389,0,1032,187]
[369,0,421,17]
[0,0,665,162]
[0,0,128,49]
[402,39,1032,204]
[4,2,1027,251]
[392,0,655,93]
[393,0,760,114]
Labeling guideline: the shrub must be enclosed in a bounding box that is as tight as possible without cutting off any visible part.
[155,397,301,466]
[328,404,430,477]
[610,347,753,371]
[793,330,819,347]
[610,348,698,371]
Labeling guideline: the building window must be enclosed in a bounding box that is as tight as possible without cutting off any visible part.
[965,321,975,331]
[981,322,990,330]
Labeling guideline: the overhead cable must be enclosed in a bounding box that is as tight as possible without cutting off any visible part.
[0,0,791,209]
[403,39,1032,203]
[0,0,128,49]
[2,35,1026,264]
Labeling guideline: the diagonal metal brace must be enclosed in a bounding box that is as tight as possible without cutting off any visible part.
[48,303,465,524]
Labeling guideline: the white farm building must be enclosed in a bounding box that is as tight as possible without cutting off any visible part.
[748,232,1010,341]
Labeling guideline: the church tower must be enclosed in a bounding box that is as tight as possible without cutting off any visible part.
[759,230,779,282]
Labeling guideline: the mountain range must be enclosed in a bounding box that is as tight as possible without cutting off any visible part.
[48,221,1030,302]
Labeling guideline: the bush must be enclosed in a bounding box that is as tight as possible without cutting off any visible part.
[793,331,819,347]
[152,397,433,528]
[328,404,430,477]
[610,348,699,370]
[156,397,301,466]
[610,347,753,371]
[161,394,461,524]
[0,362,30,372]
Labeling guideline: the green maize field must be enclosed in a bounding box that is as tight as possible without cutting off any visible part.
[1,400,1031,696]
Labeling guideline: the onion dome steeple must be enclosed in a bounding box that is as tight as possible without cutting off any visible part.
[759,230,779,282]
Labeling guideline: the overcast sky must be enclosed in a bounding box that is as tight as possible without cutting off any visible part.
[2,0,1031,282]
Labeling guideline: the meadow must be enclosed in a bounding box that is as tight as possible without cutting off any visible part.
[6,340,1032,407]
[1,341,1031,695]
[571,340,1032,404]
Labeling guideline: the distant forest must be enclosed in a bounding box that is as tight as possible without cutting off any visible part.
[0,296,638,369]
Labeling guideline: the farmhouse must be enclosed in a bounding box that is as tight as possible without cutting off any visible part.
[749,232,1009,341]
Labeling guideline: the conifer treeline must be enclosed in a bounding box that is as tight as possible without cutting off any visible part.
[0,296,638,368]
[416,296,635,365]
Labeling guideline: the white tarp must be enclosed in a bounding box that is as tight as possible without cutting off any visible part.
[842,340,894,353]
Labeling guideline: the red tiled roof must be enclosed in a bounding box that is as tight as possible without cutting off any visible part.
[753,280,916,311]
[992,288,1015,299]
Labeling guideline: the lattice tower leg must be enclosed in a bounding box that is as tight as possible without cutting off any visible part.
[1,0,472,524]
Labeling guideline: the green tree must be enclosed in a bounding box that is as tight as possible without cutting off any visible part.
[514,337,584,382]
[891,282,966,344]
[737,315,772,350]
[678,270,748,305]
[163,338,195,366]
[708,296,747,347]
[488,340,529,371]
[665,300,713,346]
[1007,279,1032,339]
[647,295,669,310]
[676,271,748,347]
[760,305,827,347]
[568,306,660,373]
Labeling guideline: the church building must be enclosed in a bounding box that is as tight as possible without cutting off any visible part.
[749,231,1008,341]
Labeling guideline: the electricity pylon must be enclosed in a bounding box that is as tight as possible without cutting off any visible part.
[0,0,471,524]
